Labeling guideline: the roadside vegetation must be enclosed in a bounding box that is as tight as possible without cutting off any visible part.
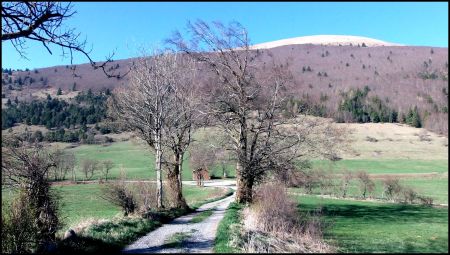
[214,202,244,253]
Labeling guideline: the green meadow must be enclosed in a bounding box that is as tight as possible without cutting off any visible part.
[294,194,448,253]
[2,183,230,231]
[311,159,448,174]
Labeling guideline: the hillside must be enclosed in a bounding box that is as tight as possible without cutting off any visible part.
[2,37,448,134]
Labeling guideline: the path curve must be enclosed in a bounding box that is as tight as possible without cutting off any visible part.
[123,180,236,253]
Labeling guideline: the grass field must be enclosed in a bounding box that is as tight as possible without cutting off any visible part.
[2,183,230,232]
[312,159,448,174]
[294,194,448,253]
[290,175,448,205]
[304,123,448,204]
[63,140,236,181]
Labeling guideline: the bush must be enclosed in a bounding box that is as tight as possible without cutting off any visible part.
[400,187,417,204]
[356,171,375,199]
[240,183,332,253]
[417,195,433,206]
[101,180,136,216]
[2,191,39,253]
[251,184,300,235]
[303,169,333,194]
[383,178,402,201]
[340,170,353,198]
[2,139,62,252]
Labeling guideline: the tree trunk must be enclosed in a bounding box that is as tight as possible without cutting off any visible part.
[168,153,188,209]
[178,153,183,191]
[235,162,253,203]
[167,162,188,209]
[155,130,164,209]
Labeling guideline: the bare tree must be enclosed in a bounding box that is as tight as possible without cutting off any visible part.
[65,151,76,182]
[1,136,61,251]
[168,20,349,203]
[101,159,114,181]
[189,141,217,175]
[51,148,75,181]
[356,171,375,199]
[382,177,402,201]
[108,50,199,209]
[80,158,98,181]
[189,130,233,179]
[1,1,128,78]
[340,169,353,198]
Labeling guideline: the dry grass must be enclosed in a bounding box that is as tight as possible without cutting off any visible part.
[32,88,80,100]
[337,123,448,160]
[238,183,333,253]
[4,123,49,134]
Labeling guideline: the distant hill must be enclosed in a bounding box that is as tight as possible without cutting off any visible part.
[2,37,448,134]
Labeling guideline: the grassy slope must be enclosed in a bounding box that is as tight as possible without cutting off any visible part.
[304,122,449,204]
[294,194,448,253]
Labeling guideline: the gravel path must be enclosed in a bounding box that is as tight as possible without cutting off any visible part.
[123,181,236,253]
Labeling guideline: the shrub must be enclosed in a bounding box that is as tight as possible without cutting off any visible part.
[356,171,375,199]
[400,187,417,204]
[132,181,157,213]
[241,183,332,253]
[417,195,433,206]
[101,178,136,216]
[382,178,402,201]
[2,191,39,253]
[251,184,300,234]
[2,139,62,252]
[340,170,353,198]
[418,130,432,142]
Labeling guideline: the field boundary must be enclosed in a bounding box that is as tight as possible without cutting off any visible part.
[289,192,448,207]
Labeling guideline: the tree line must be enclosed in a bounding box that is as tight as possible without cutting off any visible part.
[2,89,109,130]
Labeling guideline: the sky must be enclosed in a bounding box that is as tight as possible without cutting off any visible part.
[2,2,448,70]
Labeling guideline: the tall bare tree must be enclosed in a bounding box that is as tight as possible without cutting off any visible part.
[1,1,127,78]
[52,148,75,181]
[108,50,199,209]
[80,158,98,181]
[101,159,114,181]
[168,20,348,203]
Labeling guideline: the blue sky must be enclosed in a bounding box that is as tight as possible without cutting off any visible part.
[2,2,448,70]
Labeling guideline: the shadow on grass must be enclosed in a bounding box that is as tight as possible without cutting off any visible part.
[54,208,192,254]
[56,236,123,254]
[302,203,447,224]
[297,199,448,253]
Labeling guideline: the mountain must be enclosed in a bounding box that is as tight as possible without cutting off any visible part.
[2,36,448,134]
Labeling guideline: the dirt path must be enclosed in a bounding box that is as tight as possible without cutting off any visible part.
[123,180,236,253]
